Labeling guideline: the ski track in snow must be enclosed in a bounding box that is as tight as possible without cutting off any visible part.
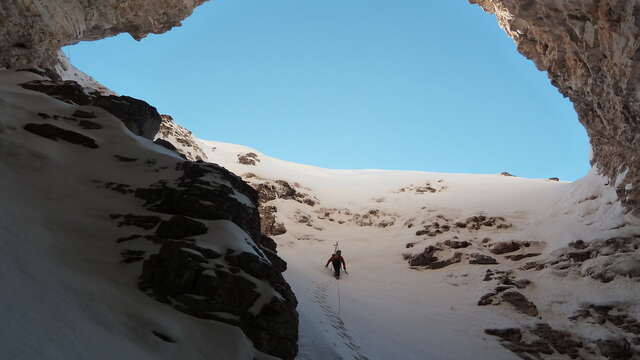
[312,280,370,360]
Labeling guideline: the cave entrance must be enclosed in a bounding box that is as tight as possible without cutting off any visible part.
[62,0,589,180]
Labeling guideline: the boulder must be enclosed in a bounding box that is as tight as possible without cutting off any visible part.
[469,253,499,265]
[490,241,522,255]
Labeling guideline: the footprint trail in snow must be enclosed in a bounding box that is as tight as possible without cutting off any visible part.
[312,280,370,360]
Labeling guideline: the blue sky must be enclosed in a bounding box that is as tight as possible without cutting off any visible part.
[65,0,590,180]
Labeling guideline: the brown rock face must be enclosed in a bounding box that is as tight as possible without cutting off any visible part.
[470,0,640,216]
[0,0,208,71]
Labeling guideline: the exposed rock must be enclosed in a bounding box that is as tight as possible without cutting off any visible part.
[257,235,278,253]
[156,215,208,239]
[409,246,439,267]
[135,161,261,240]
[469,253,499,265]
[486,324,584,360]
[0,0,208,72]
[443,239,471,249]
[500,172,514,177]
[548,177,560,182]
[429,252,463,270]
[154,115,207,161]
[238,152,260,166]
[527,236,640,282]
[72,110,96,119]
[501,291,538,317]
[470,0,640,216]
[260,205,287,236]
[21,80,161,139]
[408,246,462,269]
[140,240,298,359]
[490,241,522,255]
[505,253,541,261]
[21,80,92,105]
[23,123,98,149]
[153,138,188,159]
[91,95,161,139]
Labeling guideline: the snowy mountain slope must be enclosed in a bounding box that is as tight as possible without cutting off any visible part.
[0,71,296,360]
[201,139,640,360]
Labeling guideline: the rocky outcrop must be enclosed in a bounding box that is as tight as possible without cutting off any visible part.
[522,236,640,283]
[21,79,161,139]
[155,115,208,161]
[140,240,298,360]
[0,0,207,72]
[470,0,640,217]
[129,160,298,359]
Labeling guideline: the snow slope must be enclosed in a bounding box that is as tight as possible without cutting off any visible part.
[0,71,279,360]
[201,140,640,360]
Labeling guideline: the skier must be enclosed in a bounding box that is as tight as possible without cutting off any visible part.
[325,250,347,279]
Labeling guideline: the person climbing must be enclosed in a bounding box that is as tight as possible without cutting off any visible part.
[325,250,347,279]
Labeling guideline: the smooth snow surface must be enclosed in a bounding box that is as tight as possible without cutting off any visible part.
[201,140,640,360]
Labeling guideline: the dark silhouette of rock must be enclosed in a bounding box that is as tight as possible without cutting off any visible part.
[114,155,137,162]
[409,246,439,267]
[500,291,538,317]
[531,324,583,359]
[408,246,461,269]
[91,95,161,139]
[505,253,541,261]
[156,215,208,239]
[469,253,499,265]
[72,110,96,118]
[490,241,522,255]
[443,239,471,249]
[21,80,92,105]
[23,123,98,148]
[135,161,261,240]
[21,80,161,139]
[140,240,298,360]
[548,177,560,181]
[500,172,514,177]
[153,138,188,159]
[257,235,278,253]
